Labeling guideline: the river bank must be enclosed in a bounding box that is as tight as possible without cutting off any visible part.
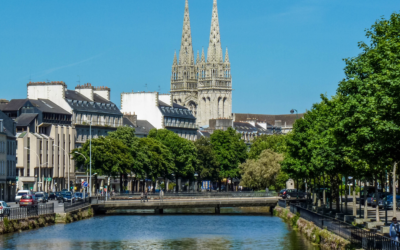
[274,206,350,250]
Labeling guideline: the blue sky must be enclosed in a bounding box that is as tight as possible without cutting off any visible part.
[0,0,399,114]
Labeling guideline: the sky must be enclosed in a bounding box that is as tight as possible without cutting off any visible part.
[0,0,399,115]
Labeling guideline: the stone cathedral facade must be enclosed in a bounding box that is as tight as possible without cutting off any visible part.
[170,0,232,127]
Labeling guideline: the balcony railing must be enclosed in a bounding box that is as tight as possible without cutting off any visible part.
[72,120,121,128]
[164,123,198,129]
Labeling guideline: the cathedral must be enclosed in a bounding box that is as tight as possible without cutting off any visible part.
[170,0,232,127]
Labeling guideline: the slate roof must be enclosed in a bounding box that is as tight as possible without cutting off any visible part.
[65,90,122,115]
[30,99,70,115]
[0,103,8,111]
[2,99,28,111]
[159,102,196,120]
[136,120,155,135]
[233,113,304,127]
[197,130,211,138]
[15,113,38,127]
[233,122,259,133]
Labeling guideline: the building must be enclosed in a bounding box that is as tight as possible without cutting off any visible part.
[232,113,304,134]
[1,98,74,192]
[170,0,232,127]
[0,110,17,201]
[1,81,124,192]
[120,92,198,141]
[122,112,155,138]
[200,118,281,143]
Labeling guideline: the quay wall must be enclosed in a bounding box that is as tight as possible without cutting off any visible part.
[273,206,350,250]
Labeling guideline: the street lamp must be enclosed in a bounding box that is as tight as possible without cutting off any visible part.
[75,151,89,195]
[290,109,298,119]
[24,147,41,192]
[53,144,70,191]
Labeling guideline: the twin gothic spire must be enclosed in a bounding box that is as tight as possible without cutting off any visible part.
[176,0,227,66]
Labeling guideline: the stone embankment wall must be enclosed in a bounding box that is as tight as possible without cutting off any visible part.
[55,206,93,224]
[0,206,94,235]
[274,206,351,250]
[0,214,55,235]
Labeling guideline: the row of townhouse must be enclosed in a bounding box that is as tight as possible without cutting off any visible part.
[0,110,17,201]
[0,81,198,197]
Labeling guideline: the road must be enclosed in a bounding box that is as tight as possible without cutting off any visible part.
[8,200,65,214]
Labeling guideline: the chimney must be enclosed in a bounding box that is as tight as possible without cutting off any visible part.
[94,86,111,101]
[75,83,94,101]
[124,112,137,127]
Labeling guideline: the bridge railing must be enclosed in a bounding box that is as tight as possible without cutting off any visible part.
[64,197,92,213]
[101,191,277,199]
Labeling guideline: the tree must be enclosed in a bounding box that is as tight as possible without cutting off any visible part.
[239,149,283,190]
[335,12,400,217]
[194,137,220,185]
[148,129,198,191]
[210,127,247,190]
[72,136,133,192]
[138,137,175,191]
[248,134,287,159]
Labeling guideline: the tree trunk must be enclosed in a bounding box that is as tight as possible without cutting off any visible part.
[120,174,123,194]
[353,178,357,216]
[375,175,380,222]
[393,162,398,219]
[345,176,348,214]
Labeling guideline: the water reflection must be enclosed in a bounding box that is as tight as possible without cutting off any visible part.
[0,215,319,250]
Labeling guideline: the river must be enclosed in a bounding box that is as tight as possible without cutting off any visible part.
[0,213,319,250]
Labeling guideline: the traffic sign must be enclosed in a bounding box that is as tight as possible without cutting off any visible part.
[83,182,88,187]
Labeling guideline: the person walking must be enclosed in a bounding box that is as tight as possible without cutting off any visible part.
[140,191,144,203]
[390,217,400,242]
[160,189,164,202]
[145,190,148,202]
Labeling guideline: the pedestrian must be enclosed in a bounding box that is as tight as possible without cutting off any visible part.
[145,190,148,202]
[141,191,144,202]
[160,189,164,202]
[390,217,400,241]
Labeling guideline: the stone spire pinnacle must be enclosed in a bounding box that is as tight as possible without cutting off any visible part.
[196,50,200,64]
[207,0,223,63]
[173,51,178,65]
[225,47,229,63]
[179,0,194,66]
[201,47,206,63]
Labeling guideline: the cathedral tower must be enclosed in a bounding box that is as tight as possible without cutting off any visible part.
[197,0,232,126]
[170,0,232,126]
[170,0,199,117]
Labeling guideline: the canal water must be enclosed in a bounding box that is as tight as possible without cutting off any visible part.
[0,213,319,250]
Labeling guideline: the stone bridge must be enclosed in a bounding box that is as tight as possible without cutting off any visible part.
[92,197,279,214]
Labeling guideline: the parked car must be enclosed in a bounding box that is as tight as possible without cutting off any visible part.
[279,189,286,197]
[15,190,33,204]
[357,191,373,205]
[282,189,305,199]
[372,192,390,208]
[19,195,38,207]
[382,195,400,209]
[61,192,75,203]
[0,201,11,217]
[74,192,87,201]
[49,192,57,200]
[35,192,48,203]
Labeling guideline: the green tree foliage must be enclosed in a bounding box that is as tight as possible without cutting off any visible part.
[248,134,287,159]
[148,129,198,178]
[239,149,283,190]
[138,137,176,180]
[194,137,220,181]
[210,127,247,179]
[72,137,133,177]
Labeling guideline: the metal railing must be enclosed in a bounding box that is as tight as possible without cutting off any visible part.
[290,204,400,250]
[64,197,91,213]
[0,203,54,221]
[104,191,277,199]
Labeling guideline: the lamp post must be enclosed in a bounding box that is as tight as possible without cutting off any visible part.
[74,152,88,196]
[290,109,298,119]
[53,144,70,191]
[89,120,92,197]
[24,147,41,192]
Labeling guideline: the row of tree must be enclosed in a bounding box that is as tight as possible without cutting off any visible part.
[71,126,248,192]
[279,12,400,216]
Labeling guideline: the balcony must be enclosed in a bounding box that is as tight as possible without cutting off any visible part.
[164,122,198,129]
